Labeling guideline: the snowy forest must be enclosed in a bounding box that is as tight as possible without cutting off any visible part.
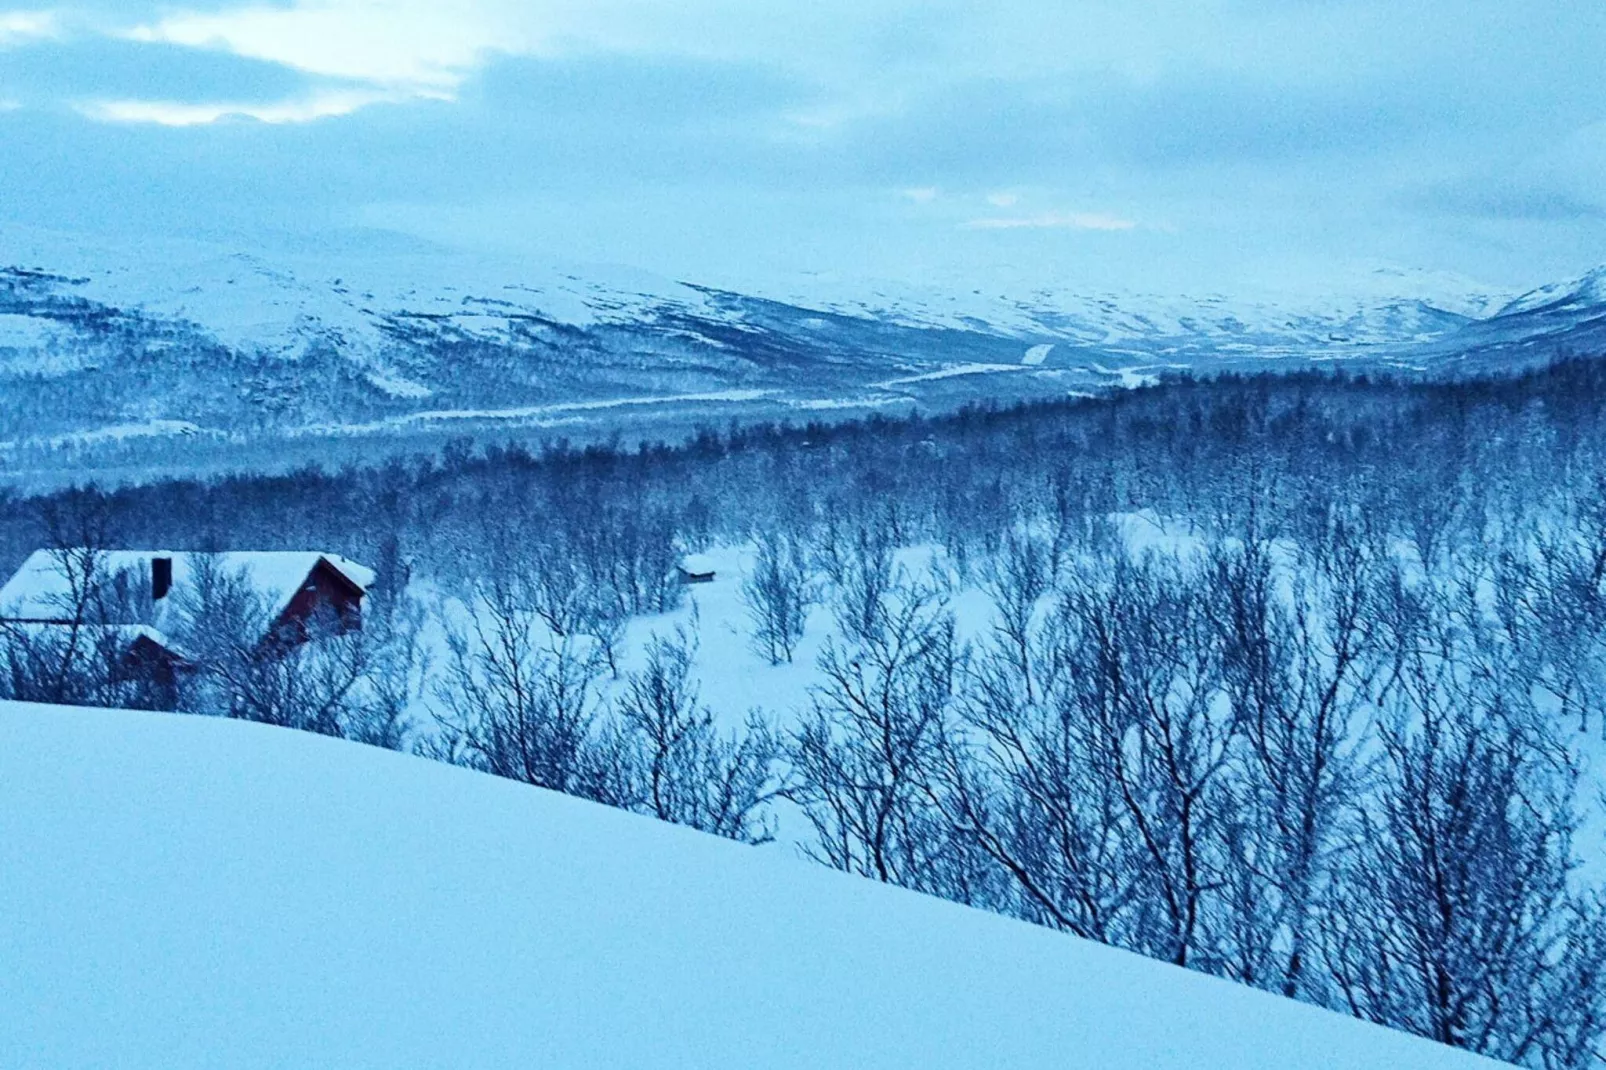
[6,358,1606,1067]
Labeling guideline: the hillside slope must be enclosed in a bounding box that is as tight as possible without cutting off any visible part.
[0,700,1502,1069]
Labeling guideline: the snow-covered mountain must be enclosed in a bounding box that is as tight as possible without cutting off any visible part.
[0,700,1502,1069]
[1428,266,1606,369]
[1,225,1601,481]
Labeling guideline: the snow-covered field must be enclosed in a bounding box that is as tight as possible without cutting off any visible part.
[472,542,996,740]
[0,699,1502,1069]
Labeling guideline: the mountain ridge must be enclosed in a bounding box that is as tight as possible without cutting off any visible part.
[2,228,1603,483]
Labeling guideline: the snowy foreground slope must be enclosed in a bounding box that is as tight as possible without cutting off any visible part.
[0,701,1502,1069]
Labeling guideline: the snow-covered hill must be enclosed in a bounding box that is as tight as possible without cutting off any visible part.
[0,699,1502,1069]
[1,224,1602,482]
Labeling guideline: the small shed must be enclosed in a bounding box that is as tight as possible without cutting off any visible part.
[677,554,717,584]
[113,626,192,708]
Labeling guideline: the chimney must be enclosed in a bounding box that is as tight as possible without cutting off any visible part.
[151,557,173,601]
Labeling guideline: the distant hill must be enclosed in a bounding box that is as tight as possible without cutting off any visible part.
[1,227,1602,483]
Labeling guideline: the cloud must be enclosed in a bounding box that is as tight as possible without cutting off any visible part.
[0,9,58,45]
[106,0,886,109]
[77,87,421,126]
[963,211,1136,232]
[1413,120,1606,223]
[5,0,1606,292]
[0,34,318,109]
[1421,184,1606,223]
[105,0,543,121]
[99,0,874,124]
[45,1,533,127]
[123,2,520,91]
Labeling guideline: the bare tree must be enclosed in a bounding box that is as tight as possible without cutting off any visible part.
[787,571,976,898]
[742,530,815,665]
[343,571,428,750]
[605,627,784,843]
[977,525,1053,702]
[0,617,135,709]
[1324,693,1606,1067]
[940,597,1129,941]
[1205,521,1377,998]
[1312,549,1606,1067]
[1483,508,1606,738]
[428,574,604,794]
[171,560,392,738]
[1056,552,1237,969]
[0,502,167,709]
[817,519,896,646]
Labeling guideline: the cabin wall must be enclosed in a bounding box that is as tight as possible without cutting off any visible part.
[273,561,364,642]
[116,637,182,711]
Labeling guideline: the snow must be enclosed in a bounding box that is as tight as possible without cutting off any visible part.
[0,225,1537,378]
[308,390,781,436]
[0,311,54,348]
[1497,266,1606,316]
[0,420,209,455]
[42,419,203,448]
[1089,362,1163,389]
[629,545,828,725]
[5,226,1602,471]
[0,622,184,657]
[874,362,1034,388]
[0,700,1502,1070]
[0,224,743,365]
[786,395,904,411]
[678,553,717,576]
[743,261,1518,351]
[364,368,434,399]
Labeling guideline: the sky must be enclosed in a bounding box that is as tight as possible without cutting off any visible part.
[2,1,1605,298]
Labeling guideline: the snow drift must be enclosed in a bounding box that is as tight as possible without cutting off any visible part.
[0,700,1502,1069]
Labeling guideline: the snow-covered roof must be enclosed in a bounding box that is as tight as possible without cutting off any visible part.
[0,550,375,629]
[0,621,188,660]
[679,553,717,575]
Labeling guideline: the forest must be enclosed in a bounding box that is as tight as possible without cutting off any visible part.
[5,358,1606,1068]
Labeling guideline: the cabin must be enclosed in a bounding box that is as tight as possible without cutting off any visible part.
[0,621,190,709]
[116,625,189,693]
[677,554,717,584]
[0,549,378,651]
[104,624,190,708]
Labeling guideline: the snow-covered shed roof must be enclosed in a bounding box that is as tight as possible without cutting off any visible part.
[0,550,376,627]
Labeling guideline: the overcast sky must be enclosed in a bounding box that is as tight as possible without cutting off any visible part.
[3,1,1604,296]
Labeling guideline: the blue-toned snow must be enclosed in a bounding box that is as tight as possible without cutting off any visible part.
[0,700,1502,1069]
